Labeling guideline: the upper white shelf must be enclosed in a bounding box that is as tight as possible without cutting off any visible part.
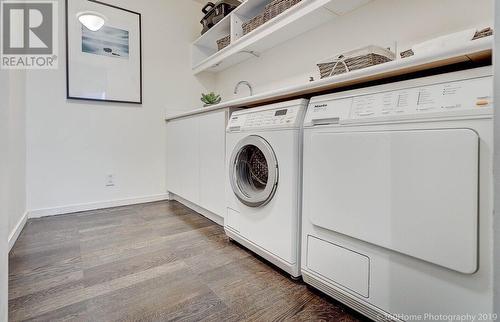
[192,0,371,75]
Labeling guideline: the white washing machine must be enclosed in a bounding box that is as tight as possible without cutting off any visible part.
[301,67,495,321]
[225,99,309,278]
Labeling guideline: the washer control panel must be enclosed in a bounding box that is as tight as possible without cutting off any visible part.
[228,102,307,131]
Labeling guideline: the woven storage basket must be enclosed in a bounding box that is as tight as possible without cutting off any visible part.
[242,14,265,35]
[472,27,493,40]
[400,49,414,59]
[264,0,301,22]
[217,35,231,51]
[317,46,395,79]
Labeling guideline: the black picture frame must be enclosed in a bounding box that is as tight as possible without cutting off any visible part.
[65,0,143,104]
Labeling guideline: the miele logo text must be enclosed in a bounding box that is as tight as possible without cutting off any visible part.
[314,104,328,108]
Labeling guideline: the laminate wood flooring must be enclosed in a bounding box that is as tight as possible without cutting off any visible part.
[9,201,369,322]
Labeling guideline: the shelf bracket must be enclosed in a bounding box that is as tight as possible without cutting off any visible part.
[210,50,261,69]
[240,50,260,58]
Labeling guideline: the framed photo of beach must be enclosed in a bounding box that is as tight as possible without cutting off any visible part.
[66,0,142,104]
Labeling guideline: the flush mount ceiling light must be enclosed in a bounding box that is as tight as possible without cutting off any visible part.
[77,11,106,31]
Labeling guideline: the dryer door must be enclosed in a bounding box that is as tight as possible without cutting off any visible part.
[230,135,278,208]
[304,128,479,274]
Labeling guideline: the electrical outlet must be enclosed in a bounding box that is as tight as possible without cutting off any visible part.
[106,174,115,187]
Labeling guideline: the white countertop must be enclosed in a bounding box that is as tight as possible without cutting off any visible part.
[165,39,492,121]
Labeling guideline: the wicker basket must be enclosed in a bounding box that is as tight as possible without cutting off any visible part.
[242,14,265,35]
[400,49,414,59]
[217,35,231,51]
[317,46,395,79]
[472,27,493,40]
[264,0,301,22]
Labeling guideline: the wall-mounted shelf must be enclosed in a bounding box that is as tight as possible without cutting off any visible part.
[173,40,492,121]
[192,0,371,75]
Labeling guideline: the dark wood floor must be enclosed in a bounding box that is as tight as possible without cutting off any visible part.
[9,201,367,322]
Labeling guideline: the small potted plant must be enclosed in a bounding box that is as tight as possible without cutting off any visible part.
[201,92,222,107]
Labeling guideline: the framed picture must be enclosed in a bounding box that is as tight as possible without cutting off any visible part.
[66,0,142,104]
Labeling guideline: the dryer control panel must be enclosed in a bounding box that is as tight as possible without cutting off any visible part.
[228,99,308,131]
[304,71,493,126]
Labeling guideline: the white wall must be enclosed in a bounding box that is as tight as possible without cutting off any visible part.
[493,1,500,314]
[7,71,27,243]
[0,68,10,322]
[214,0,494,100]
[0,67,27,320]
[26,0,211,215]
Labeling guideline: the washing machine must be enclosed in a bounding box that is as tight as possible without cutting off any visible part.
[225,99,309,278]
[301,67,495,321]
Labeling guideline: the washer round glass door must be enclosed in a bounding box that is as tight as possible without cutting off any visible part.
[230,135,279,208]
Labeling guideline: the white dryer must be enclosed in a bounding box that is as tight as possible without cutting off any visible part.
[301,67,495,321]
[225,99,308,278]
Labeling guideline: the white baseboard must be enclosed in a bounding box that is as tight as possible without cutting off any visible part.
[170,193,224,226]
[28,193,170,219]
[9,211,28,251]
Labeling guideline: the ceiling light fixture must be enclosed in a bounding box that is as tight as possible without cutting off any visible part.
[77,11,106,31]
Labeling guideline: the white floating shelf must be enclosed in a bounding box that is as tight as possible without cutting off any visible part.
[192,0,371,75]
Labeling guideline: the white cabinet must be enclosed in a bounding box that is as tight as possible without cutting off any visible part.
[199,111,227,216]
[166,109,229,219]
[166,116,200,204]
[166,118,182,196]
